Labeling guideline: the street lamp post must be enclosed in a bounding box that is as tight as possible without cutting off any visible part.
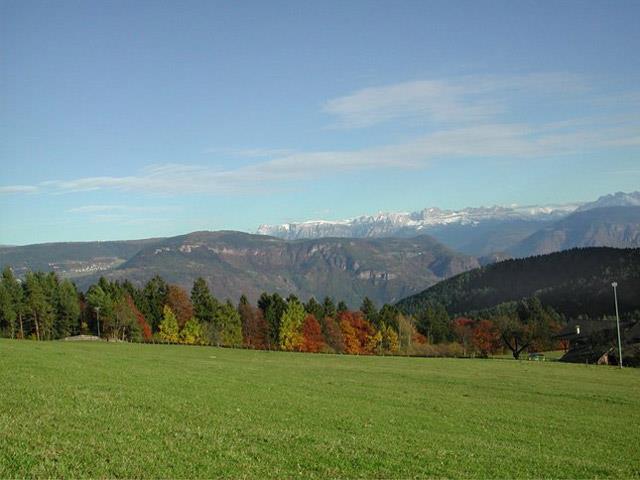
[611,282,623,368]
[95,306,101,338]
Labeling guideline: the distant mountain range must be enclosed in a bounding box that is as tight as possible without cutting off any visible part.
[508,207,640,257]
[2,191,638,308]
[0,231,478,306]
[396,247,640,319]
[258,191,640,256]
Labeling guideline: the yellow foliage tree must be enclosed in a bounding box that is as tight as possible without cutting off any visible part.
[159,305,179,343]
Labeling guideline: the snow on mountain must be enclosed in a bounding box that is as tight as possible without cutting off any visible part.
[257,203,581,240]
[576,191,640,211]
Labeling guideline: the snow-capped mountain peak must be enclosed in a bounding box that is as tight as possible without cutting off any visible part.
[576,191,640,211]
[257,202,581,240]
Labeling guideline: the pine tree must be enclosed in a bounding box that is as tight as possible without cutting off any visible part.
[25,272,54,340]
[322,296,337,319]
[360,297,378,326]
[191,278,217,324]
[55,279,80,338]
[142,275,169,331]
[0,282,16,338]
[2,268,24,338]
[216,301,243,347]
[337,300,348,314]
[258,292,286,348]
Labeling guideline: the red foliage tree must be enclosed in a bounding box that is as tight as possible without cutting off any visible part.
[238,297,268,349]
[322,316,345,353]
[412,330,428,345]
[472,319,501,357]
[166,285,193,328]
[339,311,376,354]
[451,316,475,355]
[127,296,152,341]
[300,314,325,353]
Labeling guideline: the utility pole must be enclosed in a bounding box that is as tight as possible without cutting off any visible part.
[95,306,101,338]
[611,282,623,368]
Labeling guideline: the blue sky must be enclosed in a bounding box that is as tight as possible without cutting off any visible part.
[1,0,639,245]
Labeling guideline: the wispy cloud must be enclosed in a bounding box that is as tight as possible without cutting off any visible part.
[323,73,588,128]
[1,73,638,197]
[3,119,636,196]
[0,185,39,194]
[67,204,180,214]
[203,147,295,158]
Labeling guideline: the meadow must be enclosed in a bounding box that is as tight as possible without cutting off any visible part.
[1,339,638,478]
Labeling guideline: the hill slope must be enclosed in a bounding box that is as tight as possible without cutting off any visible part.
[0,231,479,306]
[396,247,640,318]
[0,238,164,278]
[509,207,640,257]
[102,231,478,305]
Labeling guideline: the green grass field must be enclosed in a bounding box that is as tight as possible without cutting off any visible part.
[1,339,639,478]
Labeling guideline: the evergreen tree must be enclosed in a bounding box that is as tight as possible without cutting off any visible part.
[378,304,399,330]
[337,300,348,314]
[24,272,54,340]
[2,267,24,338]
[304,297,324,321]
[322,296,337,319]
[215,301,243,347]
[416,302,451,343]
[55,279,80,338]
[142,275,169,331]
[191,278,217,324]
[86,282,115,336]
[258,292,286,348]
[360,297,378,326]
[0,281,16,337]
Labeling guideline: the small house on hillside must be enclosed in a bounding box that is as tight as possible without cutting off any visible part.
[559,319,640,366]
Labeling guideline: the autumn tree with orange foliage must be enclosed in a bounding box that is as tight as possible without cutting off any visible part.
[238,295,268,349]
[472,319,501,357]
[322,316,345,353]
[166,285,193,328]
[300,314,325,353]
[451,316,475,356]
[339,311,376,354]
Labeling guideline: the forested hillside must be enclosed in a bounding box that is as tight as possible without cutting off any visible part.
[0,238,164,278]
[1,231,478,306]
[396,247,640,318]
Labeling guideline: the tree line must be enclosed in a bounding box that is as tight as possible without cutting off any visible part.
[0,268,569,358]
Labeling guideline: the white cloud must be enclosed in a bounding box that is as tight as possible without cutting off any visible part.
[1,73,638,197]
[323,73,588,128]
[203,147,295,158]
[3,119,633,197]
[0,185,39,194]
[67,204,180,214]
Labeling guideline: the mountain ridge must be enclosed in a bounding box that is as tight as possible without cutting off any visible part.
[396,246,640,319]
[0,231,479,307]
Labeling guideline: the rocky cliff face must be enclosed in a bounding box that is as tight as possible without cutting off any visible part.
[256,192,640,256]
[93,231,480,306]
